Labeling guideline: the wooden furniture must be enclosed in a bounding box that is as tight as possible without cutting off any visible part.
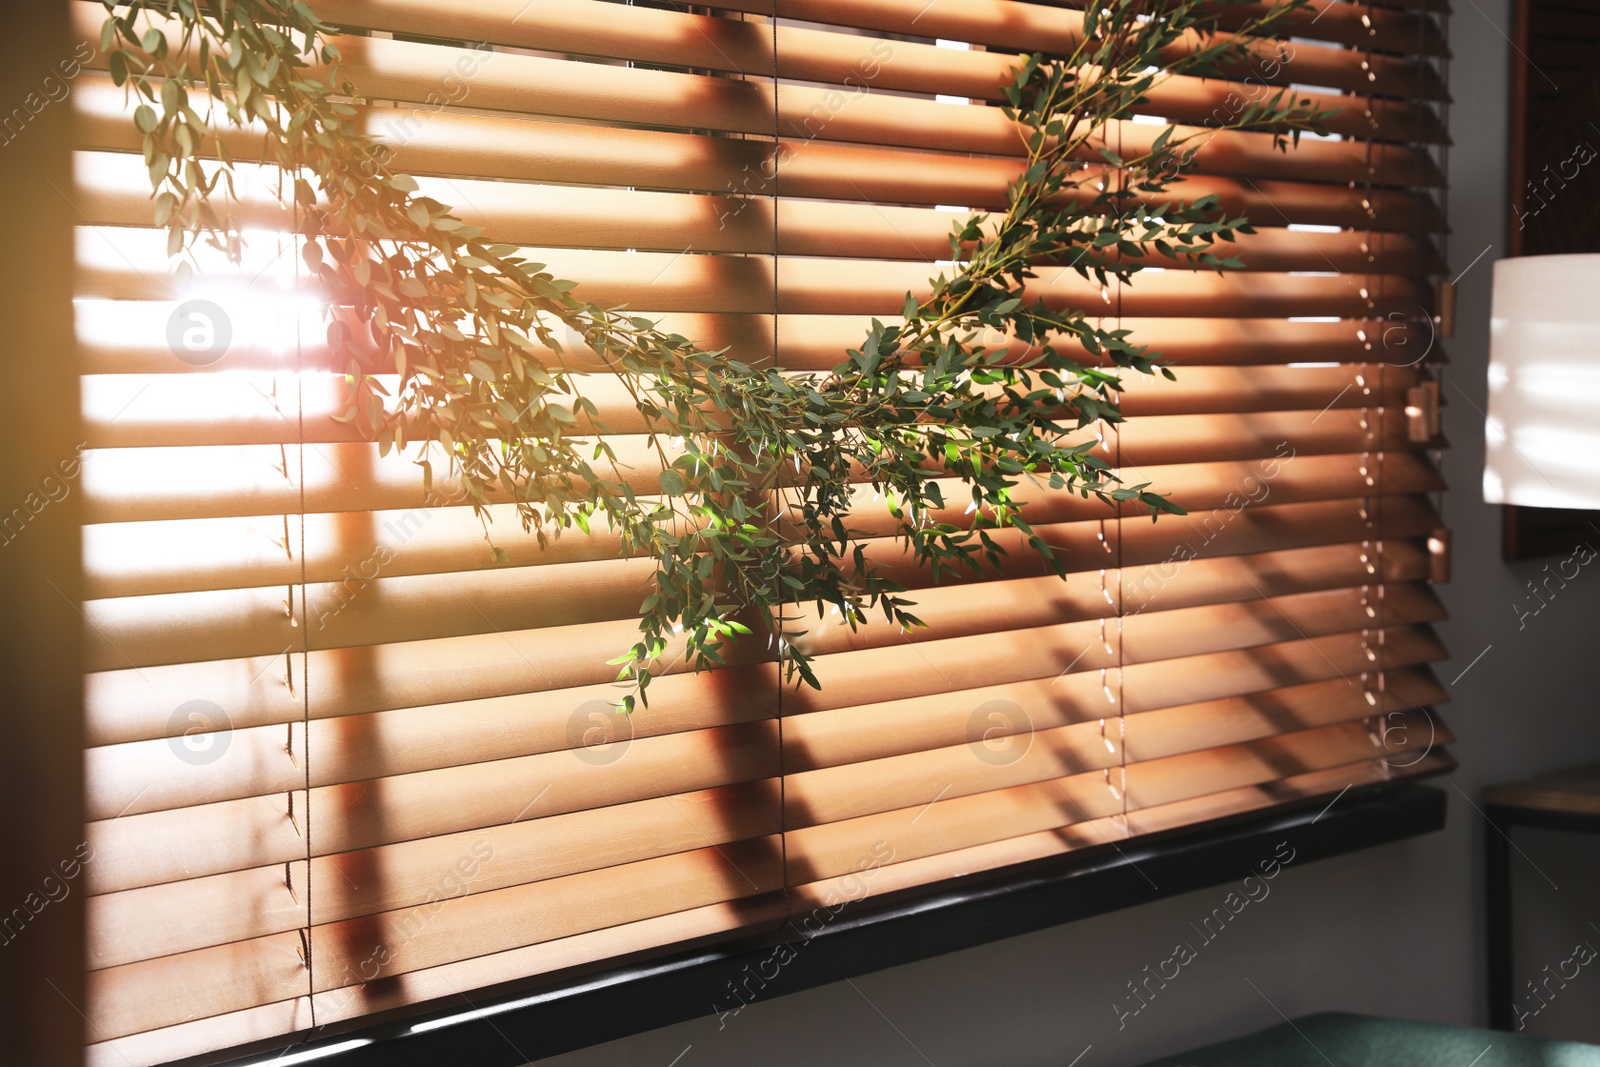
[1484,763,1600,1030]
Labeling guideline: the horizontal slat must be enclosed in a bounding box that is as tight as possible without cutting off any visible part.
[1119,624,1447,718]
[88,839,786,1041]
[88,1000,313,1067]
[1118,407,1413,464]
[782,649,1445,773]
[1116,364,1425,414]
[1128,710,1454,811]
[89,668,775,815]
[85,621,777,744]
[91,709,1451,1044]
[740,0,1449,59]
[81,579,1446,889]
[80,363,1426,451]
[772,315,1448,372]
[78,460,1452,684]
[780,711,1446,883]
[294,0,1446,98]
[76,299,1445,376]
[824,482,1442,568]
[783,662,1442,829]
[87,781,781,969]
[1211,0,1448,54]
[76,227,1430,318]
[86,893,789,1067]
[83,480,1440,670]
[80,423,1430,600]
[76,399,1441,520]
[1124,668,1448,764]
[83,539,1431,820]
[1133,80,1444,145]
[1338,0,1453,16]
[1126,749,1456,836]
[75,10,1448,160]
[838,511,1440,620]
[1106,122,1443,188]
[80,378,1417,470]
[791,536,1432,653]
[792,624,1447,765]
[78,469,1442,738]
[86,553,656,669]
[86,720,780,893]
[785,565,1442,715]
[78,440,461,525]
[73,81,1447,227]
[784,575,1440,767]
[787,749,1453,908]
[73,154,1444,266]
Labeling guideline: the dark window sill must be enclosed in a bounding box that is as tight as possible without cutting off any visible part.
[215,780,1448,1067]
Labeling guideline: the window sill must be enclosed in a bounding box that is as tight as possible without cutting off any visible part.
[218,780,1447,1067]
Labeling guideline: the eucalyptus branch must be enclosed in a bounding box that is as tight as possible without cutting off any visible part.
[104,0,1327,708]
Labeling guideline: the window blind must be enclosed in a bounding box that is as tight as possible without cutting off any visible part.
[72,0,1452,1062]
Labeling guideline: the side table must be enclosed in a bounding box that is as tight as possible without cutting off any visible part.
[1484,763,1600,1031]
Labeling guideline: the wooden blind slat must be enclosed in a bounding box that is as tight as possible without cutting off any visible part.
[786,750,1453,913]
[83,363,1429,451]
[86,893,789,1067]
[73,84,1448,225]
[83,491,1439,671]
[88,839,786,1040]
[88,781,781,969]
[74,14,1450,154]
[78,307,1442,376]
[87,720,782,893]
[86,542,1433,824]
[780,714,1445,884]
[74,162,1444,266]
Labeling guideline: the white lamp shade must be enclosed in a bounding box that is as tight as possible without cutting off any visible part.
[1484,253,1600,509]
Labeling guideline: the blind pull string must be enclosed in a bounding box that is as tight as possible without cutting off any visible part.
[291,198,317,1028]
[1356,0,1391,776]
[279,441,298,626]
[1088,118,1129,831]
[1113,114,1128,834]
[770,0,792,930]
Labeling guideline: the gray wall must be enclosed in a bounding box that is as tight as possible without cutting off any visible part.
[545,3,1600,1062]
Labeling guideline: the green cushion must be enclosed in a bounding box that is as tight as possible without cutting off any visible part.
[1133,1012,1600,1067]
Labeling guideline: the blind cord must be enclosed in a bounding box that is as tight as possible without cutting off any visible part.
[293,199,316,1030]
[771,0,792,931]
[1360,1,1389,776]
[1114,117,1128,832]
